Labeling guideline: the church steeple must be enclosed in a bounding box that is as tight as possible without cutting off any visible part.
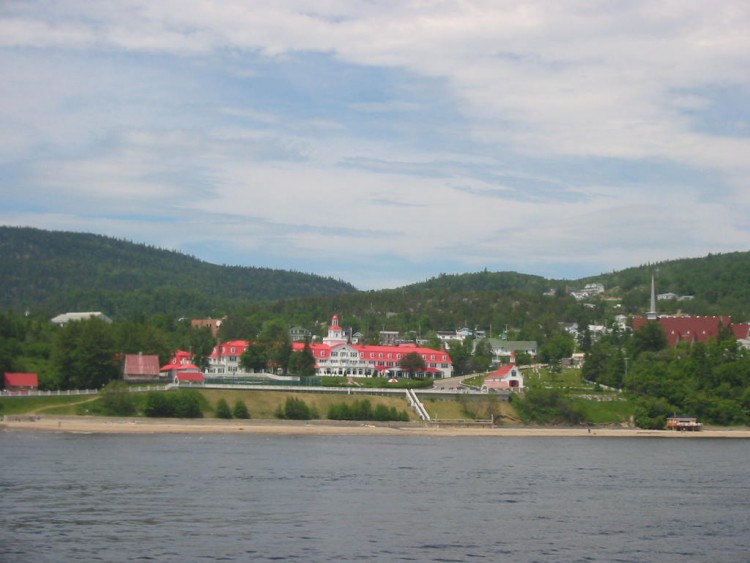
[646,274,658,320]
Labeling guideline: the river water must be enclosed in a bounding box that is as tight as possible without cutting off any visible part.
[1,432,749,562]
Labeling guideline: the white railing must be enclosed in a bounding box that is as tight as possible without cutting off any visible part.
[1,385,172,398]
[1,388,99,398]
[406,388,430,421]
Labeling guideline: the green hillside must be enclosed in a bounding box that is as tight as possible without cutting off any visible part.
[581,252,750,319]
[2,226,749,328]
[0,226,356,319]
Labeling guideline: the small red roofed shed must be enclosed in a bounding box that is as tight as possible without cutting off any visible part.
[4,372,39,391]
[123,354,162,383]
[482,363,524,392]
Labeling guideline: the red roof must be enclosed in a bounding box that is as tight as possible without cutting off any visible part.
[168,350,193,365]
[291,341,452,363]
[4,372,39,388]
[175,372,205,382]
[487,363,517,381]
[632,316,733,347]
[160,363,202,372]
[210,341,250,359]
[124,354,160,376]
[732,323,750,340]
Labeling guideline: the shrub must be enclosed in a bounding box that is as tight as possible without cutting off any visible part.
[215,398,232,419]
[143,390,202,418]
[233,399,250,419]
[328,400,409,421]
[173,390,203,418]
[277,396,317,420]
[99,380,135,416]
[144,391,173,417]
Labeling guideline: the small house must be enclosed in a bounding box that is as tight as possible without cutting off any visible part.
[123,354,162,383]
[482,363,524,392]
[4,372,39,392]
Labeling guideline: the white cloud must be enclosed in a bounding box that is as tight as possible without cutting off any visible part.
[2,1,750,288]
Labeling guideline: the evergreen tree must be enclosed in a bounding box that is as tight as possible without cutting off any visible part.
[215,398,232,419]
[288,340,316,376]
[233,399,250,419]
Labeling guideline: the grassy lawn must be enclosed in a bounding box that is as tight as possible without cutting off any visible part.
[422,395,521,423]
[522,366,595,389]
[193,389,415,420]
[2,390,416,420]
[0,395,97,415]
[320,376,433,389]
[574,397,636,425]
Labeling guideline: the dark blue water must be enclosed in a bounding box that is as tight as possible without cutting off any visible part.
[1,432,749,562]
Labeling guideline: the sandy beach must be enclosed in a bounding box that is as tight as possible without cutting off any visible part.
[3,415,750,438]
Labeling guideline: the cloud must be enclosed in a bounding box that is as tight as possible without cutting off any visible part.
[2,1,750,289]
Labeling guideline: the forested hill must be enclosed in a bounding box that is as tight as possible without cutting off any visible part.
[0,226,357,318]
[401,271,551,294]
[580,251,750,318]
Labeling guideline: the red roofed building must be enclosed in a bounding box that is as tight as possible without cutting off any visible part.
[199,316,454,378]
[123,354,162,383]
[160,363,205,384]
[481,363,524,392]
[732,323,750,341]
[4,372,39,391]
[166,350,194,366]
[206,340,251,376]
[632,277,750,348]
[632,316,734,347]
[290,316,454,378]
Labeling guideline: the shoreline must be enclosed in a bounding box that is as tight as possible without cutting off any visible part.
[3,415,750,438]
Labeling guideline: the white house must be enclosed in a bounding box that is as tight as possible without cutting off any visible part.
[486,339,538,363]
[482,363,524,392]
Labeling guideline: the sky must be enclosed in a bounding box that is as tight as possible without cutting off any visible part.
[1,1,749,290]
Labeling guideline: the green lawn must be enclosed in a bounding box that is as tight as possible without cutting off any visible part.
[574,397,635,424]
[0,395,97,415]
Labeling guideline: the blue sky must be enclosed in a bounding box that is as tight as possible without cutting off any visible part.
[1,1,749,290]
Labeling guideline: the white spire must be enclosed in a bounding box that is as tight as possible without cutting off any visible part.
[647,274,658,320]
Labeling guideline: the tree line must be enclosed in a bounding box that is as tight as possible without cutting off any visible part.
[583,321,750,427]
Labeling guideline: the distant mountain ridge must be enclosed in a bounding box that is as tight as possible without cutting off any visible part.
[0,226,357,318]
[1,226,749,322]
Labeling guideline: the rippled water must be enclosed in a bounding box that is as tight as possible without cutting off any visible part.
[1,432,749,562]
